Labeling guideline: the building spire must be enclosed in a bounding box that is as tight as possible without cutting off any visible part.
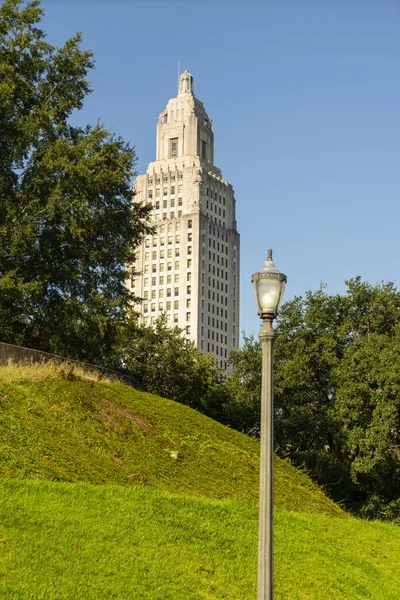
[178,70,194,95]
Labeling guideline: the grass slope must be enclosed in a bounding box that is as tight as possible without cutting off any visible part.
[5,363,396,599]
[0,363,343,517]
[1,478,400,600]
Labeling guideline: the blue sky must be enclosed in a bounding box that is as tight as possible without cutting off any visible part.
[41,0,400,338]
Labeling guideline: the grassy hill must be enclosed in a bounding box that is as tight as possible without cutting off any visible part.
[0,362,343,517]
[1,363,400,599]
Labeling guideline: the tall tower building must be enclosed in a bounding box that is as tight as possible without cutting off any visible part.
[130,71,240,370]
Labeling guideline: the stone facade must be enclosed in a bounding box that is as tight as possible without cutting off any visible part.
[130,71,240,370]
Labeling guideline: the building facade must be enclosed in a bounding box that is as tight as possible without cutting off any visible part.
[130,71,240,370]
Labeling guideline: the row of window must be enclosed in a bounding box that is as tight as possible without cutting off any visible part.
[151,199,183,212]
[142,259,180,273]
[142,285,192,300]
[144,298,192,310]
[147,222,182,239]
[148,184,183,199]
[144,233,192,253]
[147,173,183,185]
[142,279,193,293]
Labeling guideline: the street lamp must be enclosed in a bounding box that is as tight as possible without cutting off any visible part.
[251,249,287,600]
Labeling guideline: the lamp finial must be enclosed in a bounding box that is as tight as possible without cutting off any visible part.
[267,249,273,261]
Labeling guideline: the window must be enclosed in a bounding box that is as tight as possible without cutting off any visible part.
[186,299,191,308]
[174,287,179,296]
[167,262,172,271]
[144,291,148,300]
[187,285,191,294]
[167,288,171,297]
[187,233,192,242]
[186,312,191,321]
[166,301,171,310]
[144,277,149,287]
[160,250,165,259]
[155,189,160,198]
[188,246,192,255]
[152,264,156,273]
[174,274,179,283]
[151,290,156,299]
[186,325,190,335]
[168,249,172,258]
[187,272,191,282]
[175,235,180,244]
[159,303,164,312]
[144,265,149,274]
[151,277,156,286]
[159,289,164,298]
[167,275,172,284]
[151,303,156,312]
[178,198,182,207]
[202,140,207,159]
[175,248,180,257]
[174,300,179,309]
[159,263,164,272]
[175,260,179,270]
[159,276,164,285]
[171,186,175,194]
[168,236,172,244]
[174,314,179,323]
[188,219,192,229]
[169,137,178,158]
[187,259,192,268]
[148,190,153,199]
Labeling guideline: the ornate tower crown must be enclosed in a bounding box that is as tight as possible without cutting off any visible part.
[178,70,194,95]
[155,70,214,164]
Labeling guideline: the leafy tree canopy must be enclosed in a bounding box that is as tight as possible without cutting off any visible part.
[0,0,151,362]
[223,277,400,520]
[120,314,222,413]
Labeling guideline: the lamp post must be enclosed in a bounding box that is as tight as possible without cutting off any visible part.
[251,249,287,600]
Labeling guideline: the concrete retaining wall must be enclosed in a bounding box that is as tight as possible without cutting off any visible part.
[0,342,139,389]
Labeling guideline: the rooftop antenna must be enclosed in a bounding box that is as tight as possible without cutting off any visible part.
[177,60,180,92]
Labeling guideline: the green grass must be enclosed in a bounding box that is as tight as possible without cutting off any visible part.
[0,362,343,517]
[2,362,399,599]
[1,478,400,600]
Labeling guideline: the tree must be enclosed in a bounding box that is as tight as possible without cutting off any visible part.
[223,278,400,520]
[120,314,221,412]
[221,333,262,434]
[335,331,400,520]
[0,0,151,362]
